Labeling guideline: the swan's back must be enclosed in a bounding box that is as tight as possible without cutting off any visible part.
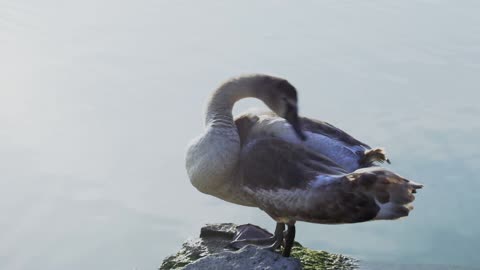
[233,110,422,224]
[235,111,383,172]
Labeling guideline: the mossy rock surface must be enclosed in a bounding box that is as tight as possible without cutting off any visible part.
[290,243,357,270]
[160,238,208,270]
[160,223,357,270]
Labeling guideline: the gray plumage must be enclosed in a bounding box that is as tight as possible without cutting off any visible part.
[186,74,423,250]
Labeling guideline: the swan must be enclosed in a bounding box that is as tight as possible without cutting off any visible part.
[186,74,423,257]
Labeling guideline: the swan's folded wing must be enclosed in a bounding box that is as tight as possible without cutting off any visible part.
[235,111,390,172]
[236,137,347,191]
[235,138,422,224]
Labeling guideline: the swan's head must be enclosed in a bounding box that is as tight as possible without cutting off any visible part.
[257,76,306,141]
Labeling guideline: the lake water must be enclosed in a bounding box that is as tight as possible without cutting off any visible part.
[1,1,479,269]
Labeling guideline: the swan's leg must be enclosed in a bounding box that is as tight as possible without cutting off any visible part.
[228,223,285,250]
[263,222,285,250]
[282,224,296,257]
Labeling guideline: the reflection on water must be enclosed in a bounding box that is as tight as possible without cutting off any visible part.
[1,0,479,269]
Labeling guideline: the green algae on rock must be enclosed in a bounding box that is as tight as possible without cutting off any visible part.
[290,243,358,270]
[160,238,209,270]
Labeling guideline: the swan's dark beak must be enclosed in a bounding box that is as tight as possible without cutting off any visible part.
[285,104,307,141]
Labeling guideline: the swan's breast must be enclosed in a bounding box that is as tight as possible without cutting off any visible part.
[186,138,257,207]
[186,128,242,198]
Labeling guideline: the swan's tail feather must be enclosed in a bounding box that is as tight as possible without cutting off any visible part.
[361,148,391,166]
[351,167,422,220]
[357,168,423,220]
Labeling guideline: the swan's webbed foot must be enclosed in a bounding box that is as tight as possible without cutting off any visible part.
[227,223,285,251]
[227,235,277,249]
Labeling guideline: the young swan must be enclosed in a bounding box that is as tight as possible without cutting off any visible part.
[186,74,423,257]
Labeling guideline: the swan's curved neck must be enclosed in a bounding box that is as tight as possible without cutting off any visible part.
[186,77,263,198]
[205,79,257,128]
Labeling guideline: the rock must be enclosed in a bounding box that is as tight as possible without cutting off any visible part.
[184,245,301,270]
[159,223,240,270]
[160,223,358,270]
[199,223,237,239]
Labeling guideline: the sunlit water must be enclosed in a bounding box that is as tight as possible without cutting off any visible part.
[1,1,479,269]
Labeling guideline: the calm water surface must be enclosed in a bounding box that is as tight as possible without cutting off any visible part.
[1,1,479,269]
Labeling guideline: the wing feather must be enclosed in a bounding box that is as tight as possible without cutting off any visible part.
[301,117,370,148]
